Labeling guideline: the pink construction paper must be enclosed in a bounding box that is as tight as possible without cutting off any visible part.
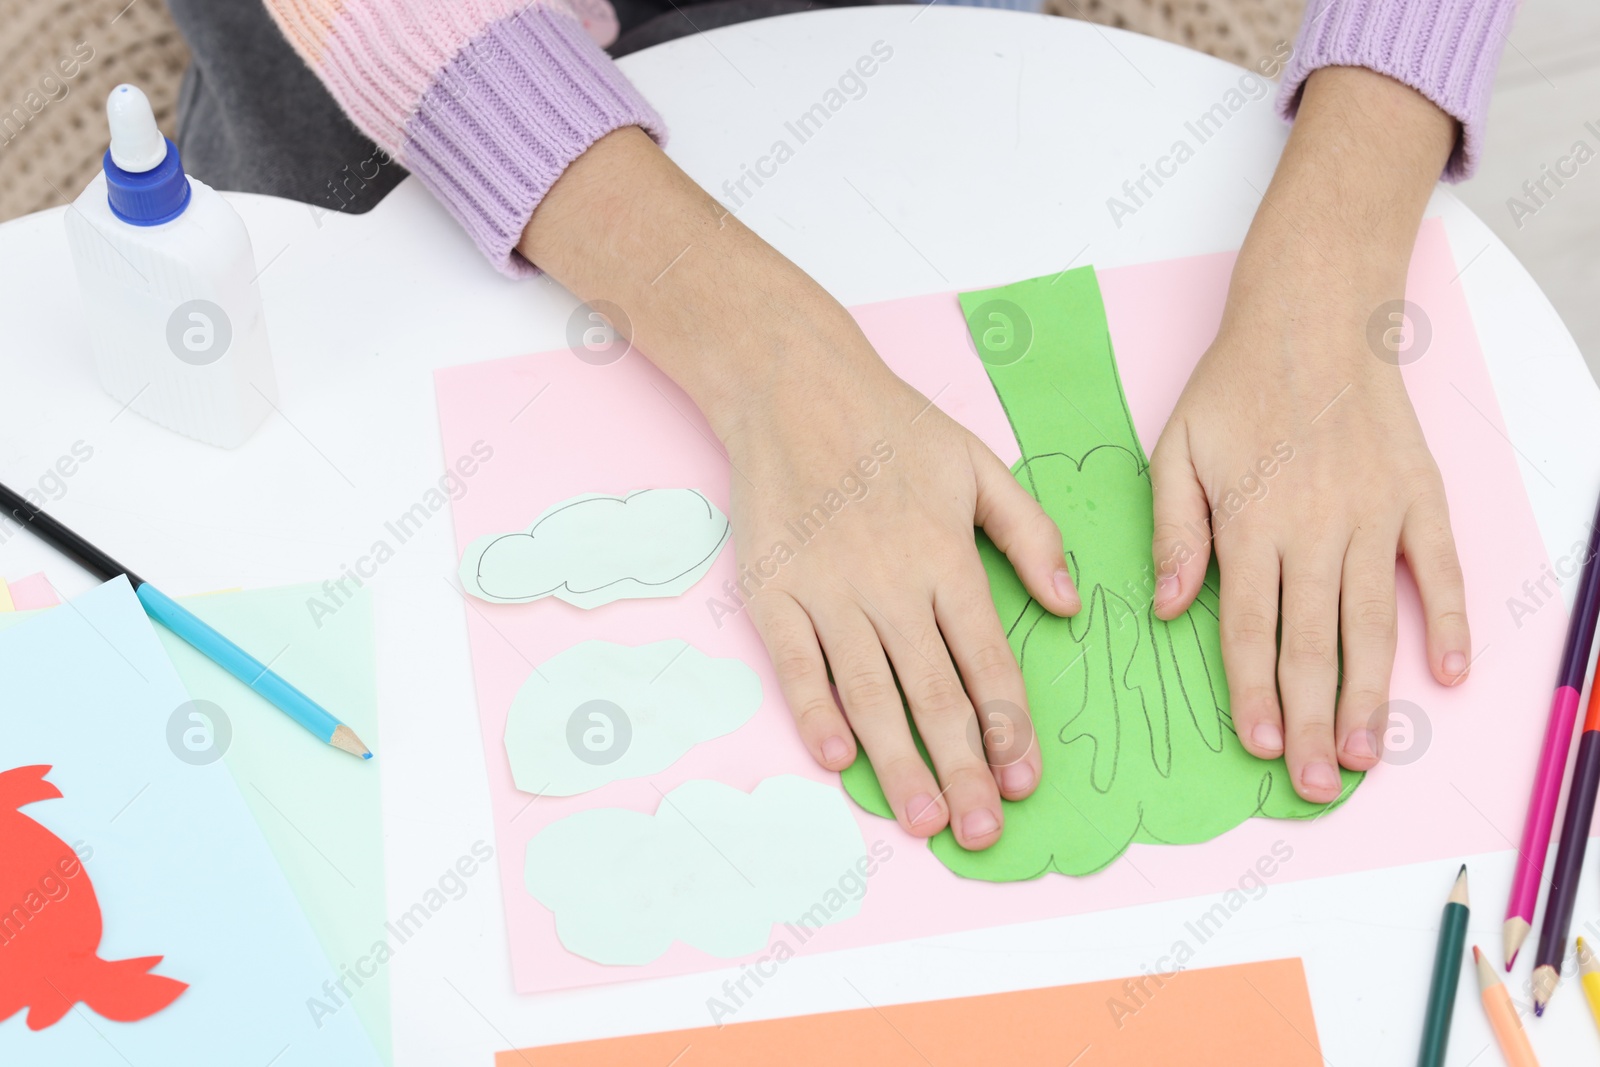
[436,219,1562,994]
[7,573,61,611]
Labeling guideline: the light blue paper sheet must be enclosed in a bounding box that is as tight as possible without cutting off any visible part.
[0,577,381,1067]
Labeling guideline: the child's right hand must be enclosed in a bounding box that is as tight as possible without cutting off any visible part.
[718,329,1078,850]
[520,127,1078,849]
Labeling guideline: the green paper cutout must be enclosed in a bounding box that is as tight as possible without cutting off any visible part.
[160,587,391,1063]
[840,268,1360,881]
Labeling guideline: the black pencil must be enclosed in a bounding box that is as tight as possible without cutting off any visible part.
[0,481,370,758]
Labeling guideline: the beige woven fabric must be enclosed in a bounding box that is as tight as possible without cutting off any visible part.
[0,0,1301,225]
[0,0,188,223]
[1048,0,1306,70]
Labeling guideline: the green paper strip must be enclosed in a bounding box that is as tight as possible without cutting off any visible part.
[840,268,1360,881]
[160,586,390,1062]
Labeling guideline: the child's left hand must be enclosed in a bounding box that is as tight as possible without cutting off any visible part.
[1143,66,1473,803]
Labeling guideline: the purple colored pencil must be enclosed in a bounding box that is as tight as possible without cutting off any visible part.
[1532,667,1600,1013]
[1506,493,1600,970]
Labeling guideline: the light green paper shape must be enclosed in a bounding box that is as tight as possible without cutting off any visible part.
[506,639,762,796]
[840,268,1360,881]
[158,586,390,1063]
[459,488,730,607]
[526,775,869,965]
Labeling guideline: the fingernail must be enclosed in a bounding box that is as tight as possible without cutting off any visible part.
[1053,569,1078,608]
[1344,729,1378,760]
[1251,722,1283,752]
[907,793,941,827]
[1302,762,1340,794]
[1443,651,1468,681]
[1000,762,1034,793]
[961,809,999,841]
[821,736,850,766]
[1156,571,1179,606]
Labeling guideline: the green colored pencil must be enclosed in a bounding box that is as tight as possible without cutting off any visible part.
[1419,865,1470,1067]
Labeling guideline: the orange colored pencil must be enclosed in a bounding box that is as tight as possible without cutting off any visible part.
[1475,946,1540,1067]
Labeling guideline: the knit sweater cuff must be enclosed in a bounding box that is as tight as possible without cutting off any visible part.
[401,4,666,278]
[1276,0,1517,181]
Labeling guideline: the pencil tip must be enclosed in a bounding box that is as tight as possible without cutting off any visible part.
[1458,863,1467,875]
[330,724,372,760]
[1532,965,1560,1011]
[1504,917,1531,966]
[1473,945,1483,962]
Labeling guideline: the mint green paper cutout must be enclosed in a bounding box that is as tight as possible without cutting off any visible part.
[526,776,869,965]
[159,586,391,1063]
[840,268,1360,881]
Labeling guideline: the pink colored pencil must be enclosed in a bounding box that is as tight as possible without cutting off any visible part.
[1505,497,1600,968]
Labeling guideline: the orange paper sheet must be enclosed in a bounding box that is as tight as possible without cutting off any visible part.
[497,958,1320,1066]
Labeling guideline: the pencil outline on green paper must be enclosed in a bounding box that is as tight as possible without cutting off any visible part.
[840,267,1360,882]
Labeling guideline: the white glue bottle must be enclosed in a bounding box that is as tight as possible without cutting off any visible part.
[64,84,277,449]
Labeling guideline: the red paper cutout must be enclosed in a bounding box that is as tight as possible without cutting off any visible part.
[0,765,187,1030]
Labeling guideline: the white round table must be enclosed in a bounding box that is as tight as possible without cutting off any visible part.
[1,7,1597,1064]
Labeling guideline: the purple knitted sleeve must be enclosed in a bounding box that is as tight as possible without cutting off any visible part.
[1277,0,1519,180]
[262,0,664,278]
[403,6,666,278]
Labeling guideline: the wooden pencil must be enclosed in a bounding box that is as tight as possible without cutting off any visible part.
[1532,665,1600,1013]
[1579,938,1600,1036]
[1475,947,1540,1066]
[1506,493,1600,968]
[0,480,370,760]
[1419,866,1470,1067]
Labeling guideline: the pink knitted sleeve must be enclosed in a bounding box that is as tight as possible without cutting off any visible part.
[1278,0,1520,180]
[261,0,662,277]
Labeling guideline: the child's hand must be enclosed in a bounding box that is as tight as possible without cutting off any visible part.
[521,127,1077,849]
[1149,307,1470,804]
[1145,67,1472,803]
[720,346,1079,849]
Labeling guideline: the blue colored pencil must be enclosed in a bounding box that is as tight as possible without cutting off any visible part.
[0,480,370,759]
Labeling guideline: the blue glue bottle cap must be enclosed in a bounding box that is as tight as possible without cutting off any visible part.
[103,84,190,226]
